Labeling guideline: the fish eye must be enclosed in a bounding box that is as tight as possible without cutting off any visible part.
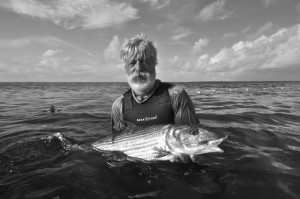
[190,129,199,135]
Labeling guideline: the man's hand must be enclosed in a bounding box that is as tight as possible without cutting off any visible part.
[170,154,196,163]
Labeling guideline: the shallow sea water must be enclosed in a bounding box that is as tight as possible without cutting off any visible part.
[0,82,300,199]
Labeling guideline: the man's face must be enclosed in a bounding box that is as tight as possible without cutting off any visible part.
[124,57,156,96]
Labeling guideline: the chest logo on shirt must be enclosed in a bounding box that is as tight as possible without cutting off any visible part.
[137,115,158,122]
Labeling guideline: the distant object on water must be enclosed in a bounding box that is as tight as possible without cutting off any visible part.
[49,105,61,113]
[50,105,55,113]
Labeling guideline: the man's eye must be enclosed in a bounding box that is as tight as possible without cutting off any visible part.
[140,59,149,64]
[129,60,137,66]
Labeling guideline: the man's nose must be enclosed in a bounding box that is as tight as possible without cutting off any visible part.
[134,61,144,71]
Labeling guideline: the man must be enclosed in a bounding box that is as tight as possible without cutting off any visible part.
[111,33,199,162]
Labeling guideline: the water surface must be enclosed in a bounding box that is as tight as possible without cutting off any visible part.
[1,82,300,199]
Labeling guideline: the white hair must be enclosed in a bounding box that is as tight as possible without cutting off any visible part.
[120,33,158,66]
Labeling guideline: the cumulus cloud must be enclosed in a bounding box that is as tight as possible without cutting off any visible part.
[36,53,100,77]
[163,23,300,81]
[197,0,233,22]
[192,38,209,55]
[0,0,138,29]
[43,49,62,57]
[38,49,64,70]
[0,37,119,80]
[198,24,300,73]
[167,55,182,67]
[104,35,120,60]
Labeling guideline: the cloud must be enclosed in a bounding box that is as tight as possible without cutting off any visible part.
[197,0,233,22]
[223,32,238,39]
[170,28,192,41]
[163,23,300,81]
[35,52,101,77]
[199,24,300,73]
[0,35,94,57]
[0,38,32,48]
[249,22,279,39]
[39,49,64,70]
[104,35,120,60]
[0,0,138,29]
[262,0,281,7]
[170,32,190,41]
[140,0,171,9]
[0,37,121,81]
[43,49,62,57]
[0,36,70,49]
[192,38,209,55]
[223,26,251,39]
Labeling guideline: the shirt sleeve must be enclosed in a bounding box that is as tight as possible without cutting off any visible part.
[169,85,199,125]
[111,95,127,133]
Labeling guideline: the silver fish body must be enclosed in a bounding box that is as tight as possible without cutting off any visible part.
[91,124,227,161]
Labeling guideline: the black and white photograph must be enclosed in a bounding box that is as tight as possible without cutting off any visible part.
[1,0,300,198]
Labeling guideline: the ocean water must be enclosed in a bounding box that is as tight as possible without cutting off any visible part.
[0,81,300,199]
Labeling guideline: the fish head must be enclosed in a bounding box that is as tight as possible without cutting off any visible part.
[165,125,227,155]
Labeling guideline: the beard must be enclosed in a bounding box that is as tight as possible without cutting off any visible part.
[127,70,156,96]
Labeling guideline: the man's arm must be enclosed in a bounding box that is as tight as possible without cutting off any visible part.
[111,95,126,133]
[169,85,199,125]
[168,85,199,163]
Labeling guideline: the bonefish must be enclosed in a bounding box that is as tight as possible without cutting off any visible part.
[92,124,227,161]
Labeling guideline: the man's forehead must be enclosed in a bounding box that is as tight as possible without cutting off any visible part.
[124,55,151,62]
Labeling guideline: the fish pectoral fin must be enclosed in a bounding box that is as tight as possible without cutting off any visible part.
[153,147,172,159]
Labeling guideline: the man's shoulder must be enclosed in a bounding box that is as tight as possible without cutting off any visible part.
[167,84,185,96]
[112,95,124,109]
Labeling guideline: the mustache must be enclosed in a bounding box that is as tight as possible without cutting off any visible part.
[130,72,150,82]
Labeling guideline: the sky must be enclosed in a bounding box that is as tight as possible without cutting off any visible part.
[0,0,300,82]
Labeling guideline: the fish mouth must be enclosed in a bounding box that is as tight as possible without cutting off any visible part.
[208,135,228,147]
[194,135,228,154]
[181,135,228,155]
